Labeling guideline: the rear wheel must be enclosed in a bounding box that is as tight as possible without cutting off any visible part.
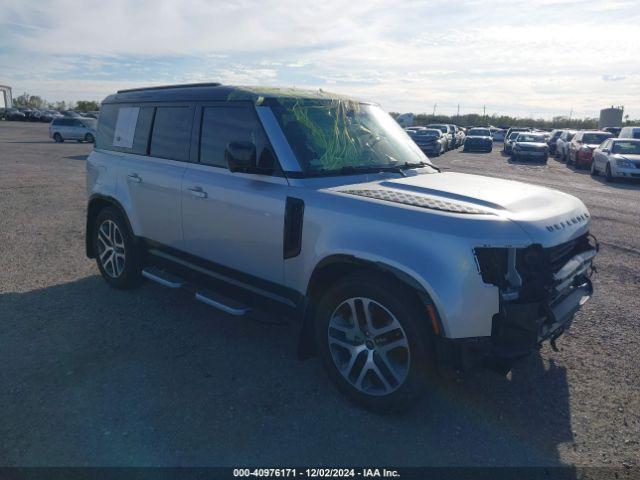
[314,271,434,413]
[53,133,63,143]
[94,207,142,289]
[85,133,95,143]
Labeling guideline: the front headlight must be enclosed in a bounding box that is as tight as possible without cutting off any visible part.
[615,158,633,168]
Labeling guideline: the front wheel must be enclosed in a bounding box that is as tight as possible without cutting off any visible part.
[314,272,434,413]
[590,162,599,176]
[53,133,63,143]
[85,133,95,143]
[605,163,614,182]
[94,207,142,289]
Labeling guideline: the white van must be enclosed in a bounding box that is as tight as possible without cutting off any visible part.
[618,126,640,140]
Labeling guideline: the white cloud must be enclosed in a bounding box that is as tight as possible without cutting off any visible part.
[1,0,639,118]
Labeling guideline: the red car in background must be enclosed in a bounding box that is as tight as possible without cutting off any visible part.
[568,130,613,169]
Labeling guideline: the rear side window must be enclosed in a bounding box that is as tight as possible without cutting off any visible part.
[96,104,155,154]
[633,129,640,139]
[199,106,278,171]
[149,107,192,161]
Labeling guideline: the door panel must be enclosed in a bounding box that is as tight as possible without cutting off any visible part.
[118,154,187,249]
[181,165,288,284]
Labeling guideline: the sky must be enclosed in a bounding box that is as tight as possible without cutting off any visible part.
[1,0,639,118]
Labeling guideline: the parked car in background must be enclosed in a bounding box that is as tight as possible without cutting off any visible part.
[81,112,100,119]
[511,132,549,163]
[568,131,613,169]
[602,127,621,137]
[61,110,82,118]
[591,139,640,181]
[555,130,576,161]
[463,128,493,152]
[491,128,506,142]
[86,83,598,412]
[426,124,453,150]
[503,130,525,154]
[49,116,97,143]
[412,128,447,156]
[547,129,564,155]
[448,124,463,148]
[618,126,640,139]
[4,108,27,121]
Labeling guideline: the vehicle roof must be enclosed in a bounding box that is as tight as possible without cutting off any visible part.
[103,83,360,105]
[578,130,610,134]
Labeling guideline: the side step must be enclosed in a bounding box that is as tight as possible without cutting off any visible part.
[141,267,249,317]
[142,267,184,288]
[195,291,249,316]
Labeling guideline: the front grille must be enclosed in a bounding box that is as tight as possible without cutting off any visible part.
[544,233,590,273]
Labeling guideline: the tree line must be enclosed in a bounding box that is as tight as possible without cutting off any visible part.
[12,92,99,113]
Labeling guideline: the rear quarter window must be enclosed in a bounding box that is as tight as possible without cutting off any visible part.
[96,104,155,154]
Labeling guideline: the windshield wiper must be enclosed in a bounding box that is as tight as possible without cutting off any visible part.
[336,165,406,176]
[400,161,441,173]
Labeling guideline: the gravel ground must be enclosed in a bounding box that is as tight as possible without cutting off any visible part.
[0,122,638,468]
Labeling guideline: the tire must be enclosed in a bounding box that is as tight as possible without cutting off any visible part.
[85,133,95,143]
[567,152,573,165]
[93,207,142,289]
[314,271,434,413]
[542,155,548,163]
[53,133,63,143]
[590,162,599,176]
[605,163,614,182]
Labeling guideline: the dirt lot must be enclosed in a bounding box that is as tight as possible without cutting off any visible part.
[1,122,638,468]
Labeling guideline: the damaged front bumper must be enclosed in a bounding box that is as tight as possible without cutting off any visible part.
[436,234,597,373]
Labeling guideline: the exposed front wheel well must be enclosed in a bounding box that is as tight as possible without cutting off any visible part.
[297,256,442,360]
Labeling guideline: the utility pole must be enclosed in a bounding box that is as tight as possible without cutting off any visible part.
[432,103,437,118]
[483,105,486,122]
[457,104,460,117]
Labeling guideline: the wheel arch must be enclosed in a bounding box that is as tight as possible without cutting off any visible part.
[86,194,135,258]
[297,254,444,360]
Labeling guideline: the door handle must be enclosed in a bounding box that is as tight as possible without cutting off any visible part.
[187,186,208,198]
[127,173,142,184]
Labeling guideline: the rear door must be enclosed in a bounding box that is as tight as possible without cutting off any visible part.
[122,104,193,249]
[181,103,289,285]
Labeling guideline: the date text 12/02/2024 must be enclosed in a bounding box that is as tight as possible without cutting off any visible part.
[233,469,400,478]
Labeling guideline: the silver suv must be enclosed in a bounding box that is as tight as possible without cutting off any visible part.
[50,116,97,143]
[86,83,598,412]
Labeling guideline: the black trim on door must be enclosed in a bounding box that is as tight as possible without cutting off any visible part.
[283,197,305,259]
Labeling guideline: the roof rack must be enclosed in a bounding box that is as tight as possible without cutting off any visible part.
[117,82,222,94]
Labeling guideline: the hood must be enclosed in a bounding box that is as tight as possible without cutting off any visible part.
[467,135,492,140]
[334,172,590,247]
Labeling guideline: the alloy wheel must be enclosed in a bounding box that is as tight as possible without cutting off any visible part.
[327,297,410,396]
[97,220,126,278]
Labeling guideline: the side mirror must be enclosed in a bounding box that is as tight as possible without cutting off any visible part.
[226,141,257,173]
[602,148,610,154]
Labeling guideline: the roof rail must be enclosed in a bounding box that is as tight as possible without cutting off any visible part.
[117,82,222,94]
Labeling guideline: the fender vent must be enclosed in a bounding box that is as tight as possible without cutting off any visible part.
[339,189,490,215]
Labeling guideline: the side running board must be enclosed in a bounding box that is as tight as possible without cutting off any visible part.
[141,267,249,316]
[142,268,183,288]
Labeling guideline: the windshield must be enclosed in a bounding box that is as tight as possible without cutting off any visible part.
[612,141,640,154]
[508,132,521,139]
[516,134,546,143]
[428,125,448,134]
[415,129,440,137]
[268,98,435,175]
[468,129,491,136]
[582,133,611,144]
